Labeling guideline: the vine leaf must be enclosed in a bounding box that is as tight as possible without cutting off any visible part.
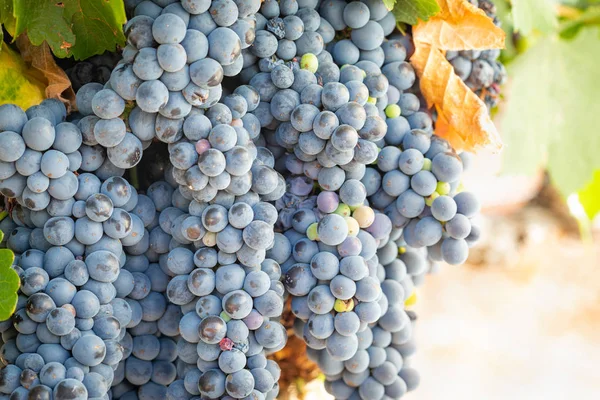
[391,0,441,25]
[13,0,126,60]
[410,0,505,152]
[0,248,19,322]
[500,27,600,197]
[16,36,76,110]
[0,0,15,44]
[0,43,46,109]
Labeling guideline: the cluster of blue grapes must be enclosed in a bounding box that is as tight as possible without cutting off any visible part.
[89,0,266,159]
[0,1,487,400]
[0,98,284,400]
[164,88,285,211]
[225,1,483,399]
[305,239,422,400]
[447,0,507,109]
[248,62,384,171]
[0,101,164,399]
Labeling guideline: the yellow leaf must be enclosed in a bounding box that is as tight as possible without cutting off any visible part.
[413,0,505,50]
[409,0,505,152]
[16,36,76,111]
[0,43,46,109]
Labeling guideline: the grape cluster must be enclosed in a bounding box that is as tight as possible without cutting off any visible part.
[317,11,481,266]
[0,101,162,399]
[326,0,396,67]
[447,0,507,109]
[273,193,384,348]
[247,62,384,171]
[314,239,422,400]
[0,1,487,400]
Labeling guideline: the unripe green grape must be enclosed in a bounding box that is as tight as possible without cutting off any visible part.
[334,298,354,312]
[345,216,359,237]
[385,104,401,118]
[436,181,451,195]
[301,53,319,73]
[422,158,432,171]
[334,203,351,217]
[306,222,319,241]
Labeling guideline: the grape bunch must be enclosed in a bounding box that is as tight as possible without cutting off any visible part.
[0,102,162,399]
[313,239,422,400]
[0,99,284,399]
[0,1,488,400]
[246,61,382,172]
[447,0,507,109]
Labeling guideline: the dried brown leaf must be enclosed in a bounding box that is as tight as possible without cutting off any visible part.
[409,0,505,152]
[411,42,502,152]
[16,36,76,111]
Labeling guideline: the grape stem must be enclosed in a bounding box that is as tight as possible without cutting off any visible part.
[0,210,7,223]
[130,166,140,189]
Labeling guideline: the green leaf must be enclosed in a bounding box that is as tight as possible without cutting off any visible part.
[63,0,127,60]
[383,0,396,11]
[0,43,47,109]
[0,0,14,28]
[500,27,600,197]
[578,170,600,219]
[0,248,19,321]
[13,0,75,58]
[391,0,440,25]
[512,0,557,35]
[0,0,13,45]
[13,0,126,60]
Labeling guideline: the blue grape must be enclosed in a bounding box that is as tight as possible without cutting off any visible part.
[410,170,437,196]
[152,13,187,44]
[136,80,169,113]
[22,117,55,152]
[133,47,164,80]
[343,2,370,29]
[92,89,125,119]
[453,191,480,217]
[157,43,188,72]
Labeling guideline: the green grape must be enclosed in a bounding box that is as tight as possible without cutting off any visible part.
[334,203,351,217]
[345,216,359,237]
[306,222,319,241]
[425,192,440,206]
[436,181,451,195]
[334,298,354,312]
[300,53,319,73]
[422,158,432,171]
[385,104,401,118]
[220,311,232,322]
